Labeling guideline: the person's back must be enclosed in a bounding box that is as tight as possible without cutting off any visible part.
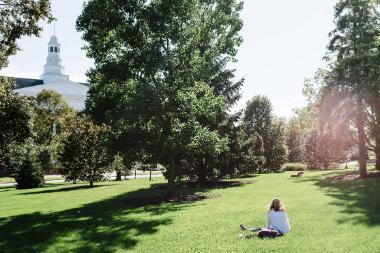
[268,210,291,234]
[239,198,291,237]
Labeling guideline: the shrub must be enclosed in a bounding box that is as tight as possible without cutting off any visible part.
[13,147,44,189]
[282,163,307,172]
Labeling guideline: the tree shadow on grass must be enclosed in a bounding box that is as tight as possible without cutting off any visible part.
[0,183,67,192]
[232,174,260,179]
[296,172,380,227]
[18,184,111,195]
[0,186,14,192]
[0,180,246,253]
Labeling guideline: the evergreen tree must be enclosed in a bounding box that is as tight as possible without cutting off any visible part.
[238,125,265,174]
[243,96,287,171]
[265,118,288,171]
[327,0,380,175]
[13,141,44,189]
[287,121,304,163]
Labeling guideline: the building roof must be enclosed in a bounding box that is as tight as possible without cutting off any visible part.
[10,34,90,111]
[14,78,44,89]
[14,80,89,111]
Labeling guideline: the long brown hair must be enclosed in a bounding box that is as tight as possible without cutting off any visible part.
[269,198,285,212]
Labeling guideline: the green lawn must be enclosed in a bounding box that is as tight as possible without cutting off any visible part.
[0,169,379,252]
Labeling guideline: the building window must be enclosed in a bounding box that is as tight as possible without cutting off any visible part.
[54,47,58,52]
[50,47,54,52]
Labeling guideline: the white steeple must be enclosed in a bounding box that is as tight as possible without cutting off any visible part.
[40,33,69,84]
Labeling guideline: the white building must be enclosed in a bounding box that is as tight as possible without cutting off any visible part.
[14,35,89,111]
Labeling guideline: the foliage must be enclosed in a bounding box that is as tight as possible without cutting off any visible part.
[265,118,288,170]
[37,145,55,174]
[0,77,32,175]
[108,153,132,180]
[77,0,244,186]
[288,70,356,170]
[58,115,112,186]
[326,0,380,174]
[0,0,53,69]
[281,163,307,172]
[31,90,75,174]
[213,112,243,178]
[243,96,273,139]
[243,96,287,171]
[304,127,351,170]
[290,104,354,171]
[237,126,265,174]
[32,89,75,145]
[286,121,304,163]
[12,140,44,189]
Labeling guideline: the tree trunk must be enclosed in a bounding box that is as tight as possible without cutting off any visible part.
[168,153,176,193]
[116,171,122,181]
[198,168,207,184]
[90,169,94,187]
[375,100,380,170]
[357,98,367,177]
[198,157,207,184]
[375,126,380,170]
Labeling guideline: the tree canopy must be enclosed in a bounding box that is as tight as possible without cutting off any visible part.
[326,0,380,174]
[77,0,244,187]
[32,89,75,145]
[0,0,53,69]
[0,77,32,174]
[243,96,287,171]
[58,115,112,187]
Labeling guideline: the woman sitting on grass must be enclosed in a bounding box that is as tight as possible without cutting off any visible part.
[240,199,291,237]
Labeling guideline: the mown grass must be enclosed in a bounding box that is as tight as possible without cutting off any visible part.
[0,169,379,253]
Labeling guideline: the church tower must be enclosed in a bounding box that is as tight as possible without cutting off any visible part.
[40,34,69,84]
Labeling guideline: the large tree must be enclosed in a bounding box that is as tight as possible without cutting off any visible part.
[243,95,287,171]
[0,77,32,174]
[327,0,380,175]
[0,0,53,69]
[77,0,244,188]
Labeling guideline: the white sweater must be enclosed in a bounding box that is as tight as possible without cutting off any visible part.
[267,210,291,234]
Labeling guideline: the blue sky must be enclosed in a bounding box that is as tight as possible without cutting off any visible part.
[0,0,337,117]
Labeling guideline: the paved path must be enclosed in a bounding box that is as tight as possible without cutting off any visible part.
[0,174,163,187]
